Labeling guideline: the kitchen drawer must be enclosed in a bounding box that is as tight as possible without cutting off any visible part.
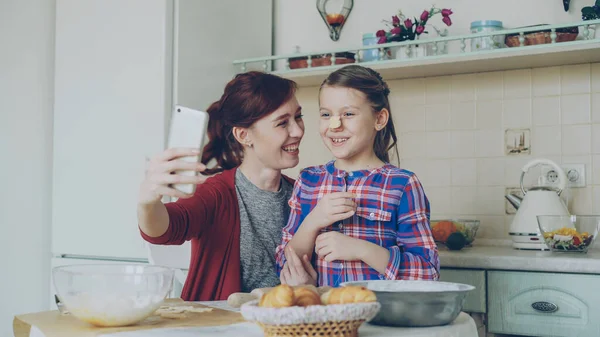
[439,268,486,313]
[488,270,600,337]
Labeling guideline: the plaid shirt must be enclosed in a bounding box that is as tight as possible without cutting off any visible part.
[275,161,440,287]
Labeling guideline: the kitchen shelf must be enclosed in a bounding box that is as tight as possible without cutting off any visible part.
[233,20,600,87]
[276,40,600,86]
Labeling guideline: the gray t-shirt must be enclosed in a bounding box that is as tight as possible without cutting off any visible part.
[235,170,293,293]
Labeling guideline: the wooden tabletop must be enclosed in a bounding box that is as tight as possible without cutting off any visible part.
[13,300,245,337]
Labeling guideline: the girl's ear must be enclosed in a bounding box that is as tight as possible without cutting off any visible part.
[232,126,252,148]
[375,108,390,131]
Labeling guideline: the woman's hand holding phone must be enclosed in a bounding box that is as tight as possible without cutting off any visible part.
[138,148,207,205]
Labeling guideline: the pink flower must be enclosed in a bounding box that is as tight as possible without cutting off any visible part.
[442,16,452,26]
[392,15,400,26]
[416,25,425,34]
[376,29,386,37]
[442,8,453,17]
[378,36,388,44]
[391,26,402,35]
[404,19,413,29]
[420,10,429,21]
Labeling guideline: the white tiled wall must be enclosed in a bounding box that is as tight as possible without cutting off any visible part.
[289,63,600,242]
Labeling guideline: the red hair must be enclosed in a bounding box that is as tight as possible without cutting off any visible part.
[201,71,297,174]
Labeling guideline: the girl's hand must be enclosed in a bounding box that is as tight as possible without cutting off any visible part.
[307,192,356,230]
[315,232,363,262]
[280,246,318,286]
[138,148,207,205]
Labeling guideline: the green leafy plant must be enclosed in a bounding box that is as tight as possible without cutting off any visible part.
[582,0,600,20]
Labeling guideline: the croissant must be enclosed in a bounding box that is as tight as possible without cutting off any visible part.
[258,284,294,308]
[293,286,322,307]
[321,286,377,305]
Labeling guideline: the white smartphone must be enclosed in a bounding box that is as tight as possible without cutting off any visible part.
[166,105,210,195]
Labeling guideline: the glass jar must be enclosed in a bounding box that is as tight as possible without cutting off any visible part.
[361,33,382,62]
[470,20,505,51]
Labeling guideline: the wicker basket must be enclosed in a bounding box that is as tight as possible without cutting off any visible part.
[240,300,381,337]
[505,25,578,47]
[258,320,364,337]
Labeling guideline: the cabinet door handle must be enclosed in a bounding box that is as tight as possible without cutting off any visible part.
[531,301,558,313]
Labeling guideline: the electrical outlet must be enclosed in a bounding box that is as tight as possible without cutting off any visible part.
[541,164,586,188]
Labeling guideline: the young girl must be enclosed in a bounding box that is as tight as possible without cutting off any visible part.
[276,65,439,287]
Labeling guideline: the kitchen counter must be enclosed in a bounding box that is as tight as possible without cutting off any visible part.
[13,301,478,337]
[439,244,600,274]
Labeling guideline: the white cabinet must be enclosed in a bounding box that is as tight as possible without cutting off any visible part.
[52,0,273,261]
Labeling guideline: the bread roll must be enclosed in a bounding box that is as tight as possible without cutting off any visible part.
[321,286,377,305]
[299,284,318,294]
[293,286,321,307]
[258,284,294,308]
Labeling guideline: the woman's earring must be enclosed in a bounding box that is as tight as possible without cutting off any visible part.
[246,142,253,148]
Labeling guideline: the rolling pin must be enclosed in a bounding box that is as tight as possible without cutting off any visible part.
[227,292,258,308]
[250,287,273,298]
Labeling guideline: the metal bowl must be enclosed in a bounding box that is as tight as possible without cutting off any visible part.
[341,280,475,327]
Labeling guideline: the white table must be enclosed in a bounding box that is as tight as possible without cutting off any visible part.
[27,301,478,337]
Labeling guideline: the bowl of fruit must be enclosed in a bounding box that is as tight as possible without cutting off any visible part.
[537,215,600,253]
[430,219,480,250]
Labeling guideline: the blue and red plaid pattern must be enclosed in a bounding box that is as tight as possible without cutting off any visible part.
[275,160,440,287]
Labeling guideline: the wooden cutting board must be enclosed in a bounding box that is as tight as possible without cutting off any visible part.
[13,299,244,337]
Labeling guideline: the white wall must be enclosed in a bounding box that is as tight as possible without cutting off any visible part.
[0,0,55,336]
[274,0,588,55]
[275,1,600,244]
[285,87,600,243]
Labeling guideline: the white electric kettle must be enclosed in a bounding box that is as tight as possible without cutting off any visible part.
[505,158,569,250]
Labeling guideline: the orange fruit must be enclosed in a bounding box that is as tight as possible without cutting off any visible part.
[432,221,457,242]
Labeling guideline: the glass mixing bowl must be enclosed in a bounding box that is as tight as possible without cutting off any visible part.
[430,219,480,246]
[53,264,174,327]
[537,215,600,253]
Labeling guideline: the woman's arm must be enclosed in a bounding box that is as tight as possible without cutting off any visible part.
[138,200,170,238]
[140,185,221,245]
[279,246,318,286]
[137,148,208,243]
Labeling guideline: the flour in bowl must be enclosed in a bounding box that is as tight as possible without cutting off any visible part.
[63,292,164,327]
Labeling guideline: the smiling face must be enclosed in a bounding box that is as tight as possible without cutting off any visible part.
[246,96,305,170]
[318,86,387,168]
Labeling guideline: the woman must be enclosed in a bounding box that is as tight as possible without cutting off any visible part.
[138,71,315,301]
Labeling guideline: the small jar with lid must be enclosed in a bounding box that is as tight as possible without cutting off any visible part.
[361,33,383,62]
[470,20,505,51]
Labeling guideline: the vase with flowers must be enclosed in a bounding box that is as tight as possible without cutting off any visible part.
[376,6,453,59]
